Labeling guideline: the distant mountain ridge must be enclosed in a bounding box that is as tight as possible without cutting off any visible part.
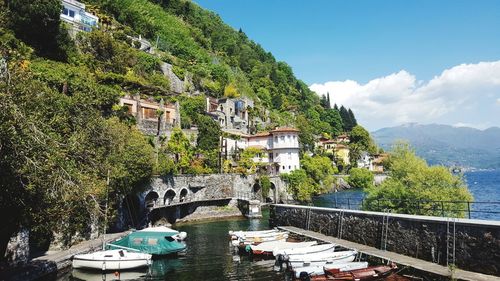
[372,123,500,169]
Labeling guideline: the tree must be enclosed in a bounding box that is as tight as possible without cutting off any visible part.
[348,108,357,127]
[348,168,374,189]
[363,142,473,217]
[281,169,317,202]
[321,108,343,136]
[7,0,73,60]
[349,125,377,163]
[166,127,194,174]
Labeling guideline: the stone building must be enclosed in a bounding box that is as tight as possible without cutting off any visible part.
[119,94,180,136]
[206,97,255,134]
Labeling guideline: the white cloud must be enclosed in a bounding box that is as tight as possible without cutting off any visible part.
[310,61,500,131]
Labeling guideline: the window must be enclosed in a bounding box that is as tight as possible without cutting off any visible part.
[282,166,285,170]
[148,238,158,245]
[124,103,133,114]
[274,136,278,142]
[62,7,68,15]
[280,136,285,141]
[165,111,171,121]
[143,107,158,119]
[289,166,291,169]
[69,10,75,17]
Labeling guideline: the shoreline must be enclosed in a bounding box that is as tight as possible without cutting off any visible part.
[1,231,130,281]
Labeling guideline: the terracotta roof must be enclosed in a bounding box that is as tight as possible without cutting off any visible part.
[335,144,349,149]
[251,131,271,137]
[270,127,300,133]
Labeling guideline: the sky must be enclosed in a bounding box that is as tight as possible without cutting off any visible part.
[194,0,500,131]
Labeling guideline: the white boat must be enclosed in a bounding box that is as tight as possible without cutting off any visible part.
[287,250,358,268]
[139,226,187,241]
[273,243,336,257]
[231,231,289,246]
[293,262,369,278]
[72,249,152,270]
[250,240,317,255]
[72,269,148,280]
[229,229,278,239]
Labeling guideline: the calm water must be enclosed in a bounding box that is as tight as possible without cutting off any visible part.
[313,170,500,220]
[58,210,287,281]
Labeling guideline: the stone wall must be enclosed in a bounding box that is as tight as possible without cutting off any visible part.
[270,204,500,276]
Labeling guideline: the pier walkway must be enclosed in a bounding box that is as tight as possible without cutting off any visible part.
[278,226,500,281]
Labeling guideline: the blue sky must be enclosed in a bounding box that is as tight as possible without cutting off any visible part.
[194,0,500,130]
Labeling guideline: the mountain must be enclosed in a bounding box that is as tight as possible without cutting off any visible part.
[372,123,500,169]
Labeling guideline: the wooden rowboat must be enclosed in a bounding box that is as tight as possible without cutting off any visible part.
[293,262,368,279]
[301,263,398,281]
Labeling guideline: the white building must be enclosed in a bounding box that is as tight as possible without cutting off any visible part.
[357,151,374,170]
[60,0,99,34]
[224,128,300,175]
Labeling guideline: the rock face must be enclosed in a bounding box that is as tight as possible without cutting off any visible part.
[4,227,30,266]
[160,62,184,94]
[270,204,500,276]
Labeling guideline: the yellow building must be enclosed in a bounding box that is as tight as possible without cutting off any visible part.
[334,144,350,165]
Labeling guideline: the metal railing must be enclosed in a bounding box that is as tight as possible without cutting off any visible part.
[320,197,500,220]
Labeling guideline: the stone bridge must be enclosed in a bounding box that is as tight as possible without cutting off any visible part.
[138,174,287,224]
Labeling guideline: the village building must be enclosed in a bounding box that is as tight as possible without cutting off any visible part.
[206,97,253,134]
[334,144,350,166]
[119,94,180,136]
[60,0,99,36]
[371,153,389,173]
[357,151,374,170]
[222,128,300,175]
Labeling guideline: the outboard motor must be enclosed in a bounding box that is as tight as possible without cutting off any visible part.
[274,254,283,271]
[299,272,311,281]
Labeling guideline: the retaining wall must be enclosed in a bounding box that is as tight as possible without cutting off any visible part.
[270,204,500,276]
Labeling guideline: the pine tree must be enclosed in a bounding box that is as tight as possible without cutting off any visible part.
[326,92,331,109]
[334,104,339,111]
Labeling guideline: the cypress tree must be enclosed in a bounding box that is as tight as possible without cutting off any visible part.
[339,105,351,131]
[320,94,329,109]
[348,108,357,128]
[326,92,331,109]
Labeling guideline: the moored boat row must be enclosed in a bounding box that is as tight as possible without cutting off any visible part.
[229,228,399,281]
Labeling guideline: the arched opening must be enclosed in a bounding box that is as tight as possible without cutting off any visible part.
[145,191,159,208]
[179,188,188,202]
[270,182,277,203]
[164,189,176,205]
[252,183,261,200]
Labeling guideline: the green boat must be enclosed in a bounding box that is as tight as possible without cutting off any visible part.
[108,227,187,255]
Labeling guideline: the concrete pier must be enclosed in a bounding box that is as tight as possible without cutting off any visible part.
[279,225,500,281]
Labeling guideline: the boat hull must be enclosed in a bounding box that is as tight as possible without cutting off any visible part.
[72,257,150,270]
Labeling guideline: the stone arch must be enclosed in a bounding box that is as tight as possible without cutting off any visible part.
[164,189,176,205]
[270,182,277,203]
[179,188,188,202]
[145,191,159,208]
[252,183,261,200]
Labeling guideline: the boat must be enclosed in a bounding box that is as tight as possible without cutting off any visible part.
[250,240,317,255]
[72,249,152,271]
[72,268,148,280]
[231,231,289,247]
[274,243,336,257]
[293,262,369,279]
[139,226,187,241]
[229,229,279,240]
[287,250,358,268]
[302,263,397,281]
[108,227,186,255]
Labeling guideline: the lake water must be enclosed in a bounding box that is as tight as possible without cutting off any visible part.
[312,170,500,220]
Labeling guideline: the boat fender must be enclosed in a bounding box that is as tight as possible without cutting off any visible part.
[299,272,311,281]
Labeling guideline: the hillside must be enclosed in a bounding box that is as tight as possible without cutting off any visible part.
[372,123,500,169]
[0,0,356,253]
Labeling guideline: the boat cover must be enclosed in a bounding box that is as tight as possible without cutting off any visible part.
[108,230,186,255]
